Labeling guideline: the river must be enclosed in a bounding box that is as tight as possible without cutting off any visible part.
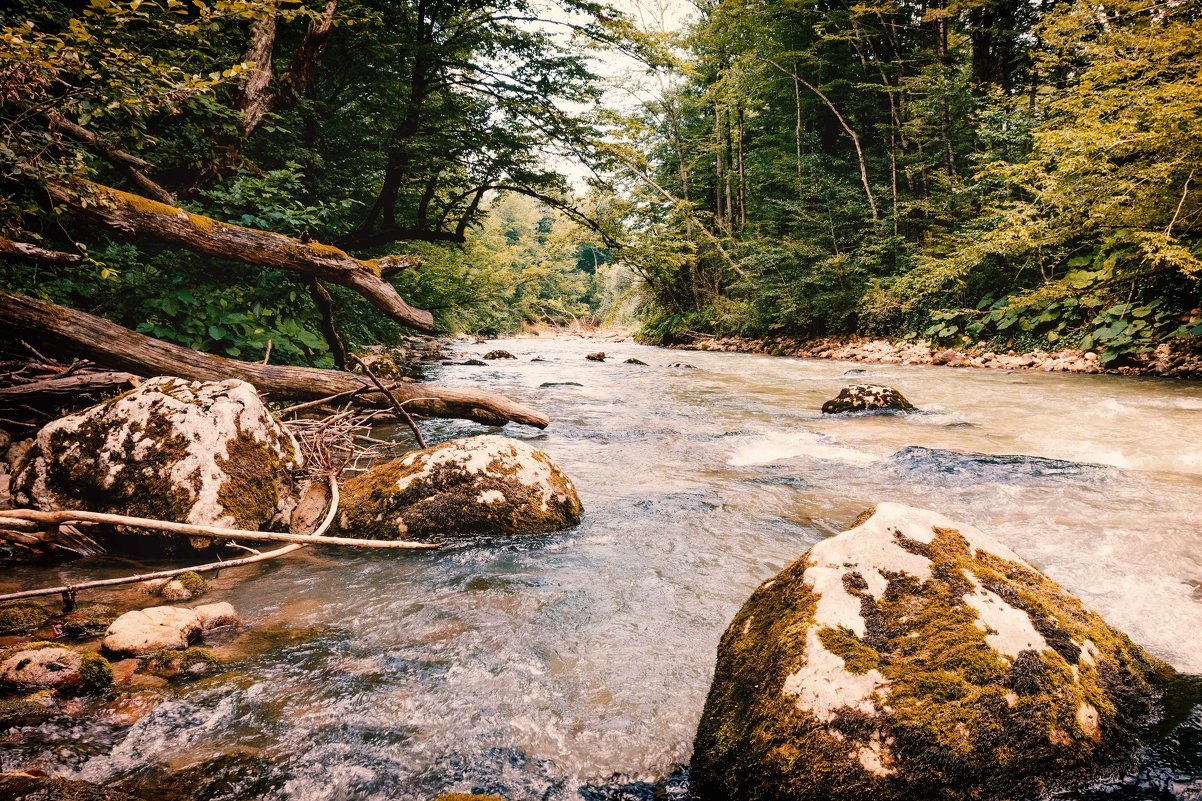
[3,335,1202,800]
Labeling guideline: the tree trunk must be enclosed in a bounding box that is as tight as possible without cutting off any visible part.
[237,10,280,137]
[0,292,549,428]
[46,180,433,330]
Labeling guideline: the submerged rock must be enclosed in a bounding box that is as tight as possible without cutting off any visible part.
[483,350,516,360]
[337,435,582,541]
[667,362,696,369]
[12,377,302,552]
[891,446,1113,485]
[624,358,649,366]
[691,502,1172,801]
[59,603,120,639]
[0,775,144,801]
[586,352,606,362]
[0,643,111,692]
[103,602,237,657]
[155,570,207,601]
[821,384,916,414]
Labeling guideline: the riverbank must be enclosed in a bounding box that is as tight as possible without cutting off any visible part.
[667,333,1202,378]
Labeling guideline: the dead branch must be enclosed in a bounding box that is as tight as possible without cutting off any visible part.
[348,353,427,448]
[44,180,434,330]
[0,238,82,265]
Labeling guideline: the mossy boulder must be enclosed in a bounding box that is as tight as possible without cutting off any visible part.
[0,643,111,692]
[821,384,916,414]
[12,377,302,552]
[691,502,1173,801]
[483,350,515,360]
[144,646,219,678]
[337,435,582,541]
[0,600,53,634]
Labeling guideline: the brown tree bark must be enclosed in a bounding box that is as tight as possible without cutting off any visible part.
[45,180,432,330]
[0,239,81,265]
[0,292,549,428]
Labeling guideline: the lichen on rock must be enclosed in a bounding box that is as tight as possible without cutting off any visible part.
[336,435,582,541]
[691,503,1173,801]
[12,376,302,553]
[821,384,916,414]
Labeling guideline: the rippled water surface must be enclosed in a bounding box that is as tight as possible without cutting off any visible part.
[4,335,1202,800]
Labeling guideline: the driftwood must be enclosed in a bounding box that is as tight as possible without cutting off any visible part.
[0,475,434,603]
[0,371,138,403]
[44,180,432,330]
[0,508,436,550]
[0,292,551,428]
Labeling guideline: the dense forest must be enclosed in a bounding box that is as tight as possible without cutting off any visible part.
[1,0,1201,368]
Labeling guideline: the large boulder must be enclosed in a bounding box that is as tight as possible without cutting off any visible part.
[821,384,915,414]
[103,602,237,657]
[337,435,582,541]
[13,377,302,551]
[0,643,112,692]
[691,503,1172,801]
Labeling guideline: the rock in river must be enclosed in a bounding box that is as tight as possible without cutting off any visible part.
[337,435,582,541]
[691,502,1172,801]
[13,377,302,552]
[104,602,238,657]
[0,644,112,692]
[821,383,915,414]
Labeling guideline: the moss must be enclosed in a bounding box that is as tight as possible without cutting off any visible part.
[215,427,283,528]
[78,651,113,693]
[176,571,207,595]
[0,640,59,663]
[146,646,219,676]
[60,603,120,638]
[817,626,880,675]
[0,599,53,634]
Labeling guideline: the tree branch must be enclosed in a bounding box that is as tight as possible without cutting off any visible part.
[45,180,434,330]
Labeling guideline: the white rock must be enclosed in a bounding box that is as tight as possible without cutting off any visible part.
[193,602,238,630]
[104,606,201,656]
[0,647,82,688]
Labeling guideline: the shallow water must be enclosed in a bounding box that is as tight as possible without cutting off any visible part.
[3,335,1202,800]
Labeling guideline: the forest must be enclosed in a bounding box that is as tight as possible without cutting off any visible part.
[2,0,1199,368]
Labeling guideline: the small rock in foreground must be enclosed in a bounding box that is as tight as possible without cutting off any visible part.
[0,643,112,692]
[821,383,915,414]
[691,502,1173,801]
[337,435,582,541]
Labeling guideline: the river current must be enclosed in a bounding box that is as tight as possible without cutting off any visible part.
[3,335,1202,800]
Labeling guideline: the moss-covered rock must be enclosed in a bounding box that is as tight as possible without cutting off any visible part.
[336,435,582,542]
[144,646,219,678]
[156,571,207,601]
[12,377,302,553]
[0,600,53,634]
[483,350,516,360]
[0,642,111,692]
[691,503,1173,801]
[821,384,916,414]
[59,603,120,639]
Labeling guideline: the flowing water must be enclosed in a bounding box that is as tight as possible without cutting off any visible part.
[3,335,1202,800]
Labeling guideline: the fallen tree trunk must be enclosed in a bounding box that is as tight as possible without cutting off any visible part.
[0,238,82,265]
[44,180,433,330]
[0,292,551,428]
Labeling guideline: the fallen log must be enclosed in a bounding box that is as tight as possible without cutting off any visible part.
[44,179,433,330]
[0,238,82,265]
[0,292,550,428]
[0,371,138,404]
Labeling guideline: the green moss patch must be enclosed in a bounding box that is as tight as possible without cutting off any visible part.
[0,600,53,634]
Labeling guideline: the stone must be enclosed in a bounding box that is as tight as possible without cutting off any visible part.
[337,435,582,541]
[623,357,649,365]
[0,776,144,801]
[103,606,202,656]
[667,362,696,369]
[691,503,1173,801]
[194,602,238,630]
[483,350,515,360]
[12,377,302,552]
[0,643,111,692]
[586,352,606,361]
[821,384,916,414]
[0,599,53,634]
[59,603,120,638]
[5,438,32,472]
[155,570,207,601]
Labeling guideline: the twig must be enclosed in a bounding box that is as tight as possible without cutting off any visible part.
[1167,169,1194,237]
[348,353,427,448]
[0,508,437,549]
[18,340,58,366]
[275,386,367,416]
[261,339,273,365]
[0,476,432,603]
